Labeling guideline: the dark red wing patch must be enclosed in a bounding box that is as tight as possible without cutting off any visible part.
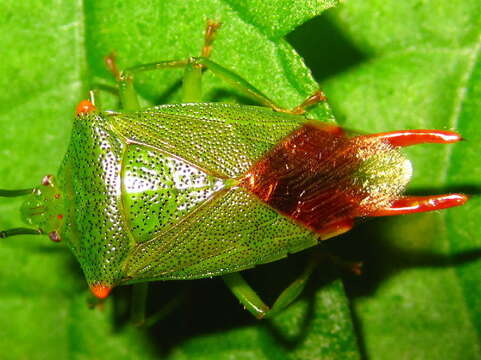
[240,122,367,236]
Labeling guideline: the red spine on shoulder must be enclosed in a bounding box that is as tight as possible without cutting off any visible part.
[76,100,96,116]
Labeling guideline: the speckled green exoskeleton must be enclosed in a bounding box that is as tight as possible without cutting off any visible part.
[0,22,467,322]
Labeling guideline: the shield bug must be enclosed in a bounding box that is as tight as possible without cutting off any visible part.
[0,21,467,321]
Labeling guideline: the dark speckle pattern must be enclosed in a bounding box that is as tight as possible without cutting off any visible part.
[58,104,317,287]
[59,113,129,287]
[122,144,224,242]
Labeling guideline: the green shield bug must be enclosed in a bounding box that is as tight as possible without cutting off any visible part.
[0,21,467,321]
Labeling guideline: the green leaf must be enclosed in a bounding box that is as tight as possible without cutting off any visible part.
[287,1,481,358]
[0,1,361,360]
[223,0,339,39]
[4,0,478,359]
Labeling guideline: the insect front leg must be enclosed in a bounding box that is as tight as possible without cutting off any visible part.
[104,20,221,108]
[182,20,221,102]
[130,284,188,327]
[105,54,188,111]
[222,256,318,319]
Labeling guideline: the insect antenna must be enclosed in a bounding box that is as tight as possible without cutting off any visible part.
[0,188,42,238]
[0,228,42,239]
[0,188,34,197]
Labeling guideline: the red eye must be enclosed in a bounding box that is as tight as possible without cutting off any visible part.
[48,231,61,242]
[41,175,53,186]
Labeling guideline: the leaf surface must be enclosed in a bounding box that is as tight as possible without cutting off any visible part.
[287,1,481,358]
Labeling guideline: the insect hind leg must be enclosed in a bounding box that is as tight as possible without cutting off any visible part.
[192,56,327,114]
[222,255,318,319]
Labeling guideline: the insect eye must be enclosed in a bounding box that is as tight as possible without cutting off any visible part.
[48,230,61,242]
[41,175,54,186]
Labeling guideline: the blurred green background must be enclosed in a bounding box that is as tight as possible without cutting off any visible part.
[0,1,480,359]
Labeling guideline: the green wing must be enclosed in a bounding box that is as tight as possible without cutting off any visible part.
[123,187,317,282]
[110,103,307,177]
[108,103,318,282]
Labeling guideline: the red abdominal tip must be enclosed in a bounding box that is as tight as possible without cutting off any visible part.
[90,284,112,299]
[76,100,96,116]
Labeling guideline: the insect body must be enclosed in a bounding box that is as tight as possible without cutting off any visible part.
[0,22,467,319]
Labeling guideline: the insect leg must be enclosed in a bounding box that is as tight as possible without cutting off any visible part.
[105,52,178,111]
[201,20,222,59]
[222,256,317,319]
[193,57,283,110]
[104,52,140,110]
[288,90,327,115]
[143,289,188,327]
[130,282,187,327]
[192,57,326,114]
[104,21,221,108]
[130,283,149,326]
[106,52,192,110]
[106,56,206,110]
[182,20,222,102]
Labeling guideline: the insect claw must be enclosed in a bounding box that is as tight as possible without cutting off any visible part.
[104,52,121,81]
[370,193,468,216]
[364,129,462,147]
[290,90,327,115]
[350,262,363,276]
[324,253,363,275]
[201,20,221,59]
